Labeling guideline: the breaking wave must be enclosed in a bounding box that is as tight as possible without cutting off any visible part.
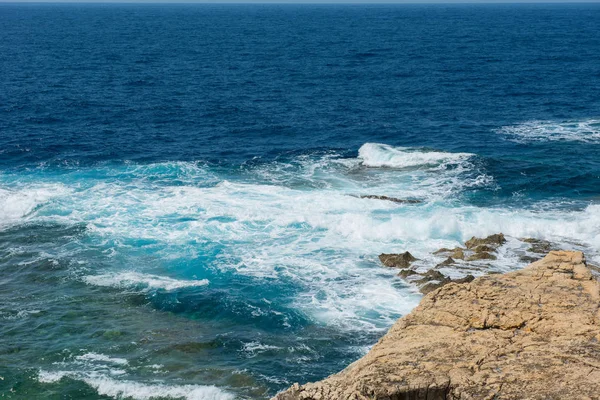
[498,119,600,143]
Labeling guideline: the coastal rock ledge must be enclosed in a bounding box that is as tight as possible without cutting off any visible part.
[273,251,600,400]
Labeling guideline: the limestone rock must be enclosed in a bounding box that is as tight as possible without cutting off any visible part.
[466,251,497,261]
[436,256,456,267]
[464,233,506,249]
[397,269,418,278]
[379,252,417,268]
[273,251,600,400]
[414,269,447,285]
[433,247,466,260]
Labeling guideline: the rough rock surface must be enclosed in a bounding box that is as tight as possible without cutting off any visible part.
[379,252,418,268]
[273,251,600,400]
[464,233,506,249]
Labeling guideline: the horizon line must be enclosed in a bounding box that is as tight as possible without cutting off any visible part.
[2,0,600,3]
[2,1,599,3]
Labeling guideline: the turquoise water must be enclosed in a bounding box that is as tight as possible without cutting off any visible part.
[1,3,600,399]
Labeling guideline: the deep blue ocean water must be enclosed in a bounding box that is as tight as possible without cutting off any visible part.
[1,3,599,399]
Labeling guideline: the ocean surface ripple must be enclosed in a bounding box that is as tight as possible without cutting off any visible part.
[1,3,599,399]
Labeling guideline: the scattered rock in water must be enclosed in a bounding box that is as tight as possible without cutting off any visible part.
[432,247,452,255]
[397,269,418,278]
[519,254,541,263]
[357,195,423,204]
[419,280,450,294]
[453,274,475,284]
[451,248,465,260]
[520,238,555,254]
[433,247,465,260]
[472,244,495,253]
[435,256,455,267]
[414,269,447,285]
[465,233,506,249]
[466,251,497,261]
[274,251,600,400]
[379,252,418,268]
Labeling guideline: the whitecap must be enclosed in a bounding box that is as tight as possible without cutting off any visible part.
[0,184,70,228]
[75,352,129,366]
[497,119,600,143]
[83,272,209,292]
[357,143,474,169]
[37,370,234,400]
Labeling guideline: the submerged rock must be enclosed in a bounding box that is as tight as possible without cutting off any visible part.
[357,195,423,204]
[397,269,418,278]
[433,247,465,260]
[520,237,555,254]
[464,233,506,249]
[466,251,497,261]
[414,269,447,285]
[435,256,455,267]
[379,252,417,268]
[273,251,600,400]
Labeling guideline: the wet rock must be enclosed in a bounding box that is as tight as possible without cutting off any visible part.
[466,251,497,261]
[435,256,455,267]
[419,280,450,294]
[451,248,465,260]
[414,269,447,285]
[433,247,465,260]
[432,247,453,255]
[453,274,475,284]
[379,252,417,268]
[357,195,423,204]
[465,233,506,249]
[274,251,600,400]
[397,269,418,278]
[519,255,541,263]
[472,244,495,253]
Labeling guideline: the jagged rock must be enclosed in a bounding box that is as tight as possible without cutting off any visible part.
[273,251,600,400]
[436,257,455,267]
[472,244,495,253]
[464,233,506,249]
[414,269,447,285]
[419,279,451,294]
[452,274,475,284]
[379,252,417,268]
[433,247,466,260]
[357,195,422,204]
[397,269,417,278]
[519,254,541,263]
[466,251,497,261]
[451,248,465,260]
[433,247,452,255]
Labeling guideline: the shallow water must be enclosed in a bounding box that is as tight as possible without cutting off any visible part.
[1,3,599,399]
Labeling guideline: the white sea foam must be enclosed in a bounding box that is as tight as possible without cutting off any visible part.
[37,370,234,400]
[75,352,129,366]
[4,148,599,334]
[0,184,70,227]
[357,142,474,168]
[498,119,600,143]
[83,272,209,291]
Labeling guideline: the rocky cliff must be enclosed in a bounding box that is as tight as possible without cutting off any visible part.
[273,251,600,400]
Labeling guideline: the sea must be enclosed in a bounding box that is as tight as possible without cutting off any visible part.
[1,3,599,399]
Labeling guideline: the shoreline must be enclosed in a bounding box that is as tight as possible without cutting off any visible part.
[273,250,600,399]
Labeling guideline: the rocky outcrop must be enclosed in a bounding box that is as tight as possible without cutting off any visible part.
[379,252,418,268]
[273,251,600,400]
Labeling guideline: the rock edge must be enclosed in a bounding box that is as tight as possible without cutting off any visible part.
[273,251,600,400]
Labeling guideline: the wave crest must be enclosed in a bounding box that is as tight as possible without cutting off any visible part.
[358,143,474,169]
[498,119,600,143]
